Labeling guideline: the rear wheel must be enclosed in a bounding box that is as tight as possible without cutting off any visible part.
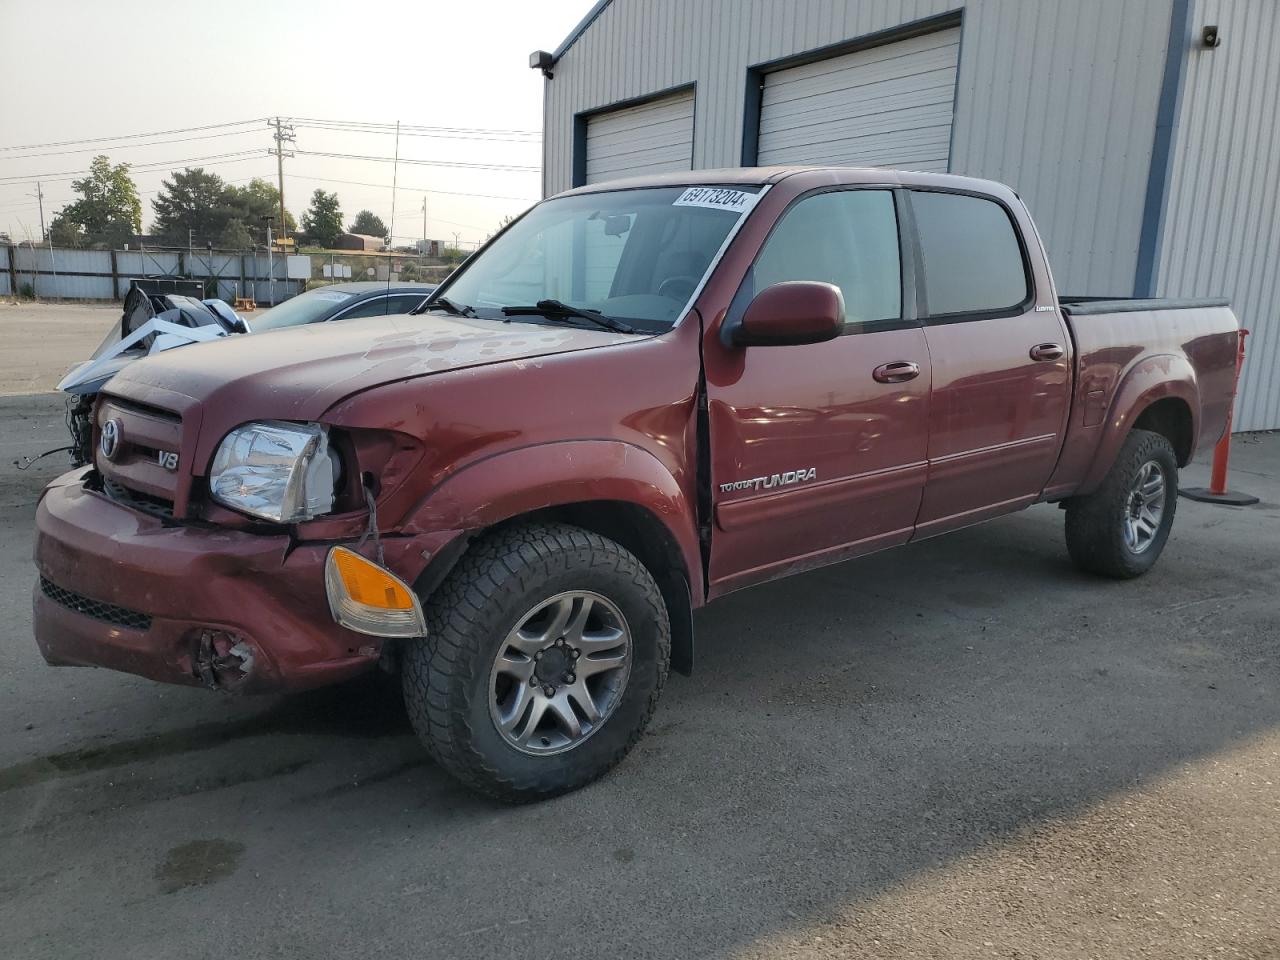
[1065,428,1178,579]
[402,522,670,801]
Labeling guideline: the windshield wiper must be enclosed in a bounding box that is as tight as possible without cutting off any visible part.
[419,295,475,318]
[501,299,636,334]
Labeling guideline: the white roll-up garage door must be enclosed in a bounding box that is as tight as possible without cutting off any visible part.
[585,89,695,184]
[757,28,961,173]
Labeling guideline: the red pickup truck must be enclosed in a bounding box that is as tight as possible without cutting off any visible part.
[33,167,1239,800]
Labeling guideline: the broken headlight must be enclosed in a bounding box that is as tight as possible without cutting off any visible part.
[209,421,338,523]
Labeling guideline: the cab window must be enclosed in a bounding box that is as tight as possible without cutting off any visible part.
[749,190,902,325]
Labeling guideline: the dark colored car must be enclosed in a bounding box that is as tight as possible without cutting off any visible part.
[33,167,1239,802]
[250,281,436,332]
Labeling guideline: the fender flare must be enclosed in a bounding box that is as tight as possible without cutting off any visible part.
[1076,354,1200,495]
[401,439,703,671]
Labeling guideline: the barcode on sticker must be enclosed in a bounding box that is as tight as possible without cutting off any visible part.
[673,187,754,214]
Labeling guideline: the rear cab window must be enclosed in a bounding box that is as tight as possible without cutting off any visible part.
[909,190,1031,320]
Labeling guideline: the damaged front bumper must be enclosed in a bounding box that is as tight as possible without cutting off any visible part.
[32,470,451,694]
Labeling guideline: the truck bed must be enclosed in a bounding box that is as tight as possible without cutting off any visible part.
[1043,297,1240,500]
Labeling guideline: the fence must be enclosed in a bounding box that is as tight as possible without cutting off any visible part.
[1,243,460,304]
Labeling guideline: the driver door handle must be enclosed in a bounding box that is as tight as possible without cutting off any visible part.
[1030,342,1065,361]
[872,361,921,384]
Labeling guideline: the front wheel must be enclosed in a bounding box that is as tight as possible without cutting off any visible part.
[402,522,670,801]
[1064,428,1179,579]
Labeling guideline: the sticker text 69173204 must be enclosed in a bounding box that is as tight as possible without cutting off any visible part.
[672,187,755,214]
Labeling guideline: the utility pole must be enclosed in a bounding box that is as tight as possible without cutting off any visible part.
[421,195,428,255]
[269,118,295,243]
[261,216,275,306]
[33,182,46,242]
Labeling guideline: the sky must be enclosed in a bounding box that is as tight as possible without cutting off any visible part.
[0,0,591,247]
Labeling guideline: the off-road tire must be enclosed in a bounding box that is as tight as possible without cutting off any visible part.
[1065,428,1179,579]
[402,522,670,802]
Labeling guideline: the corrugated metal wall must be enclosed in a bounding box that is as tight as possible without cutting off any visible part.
[947,0,1173,296]
[3,246,300,303]
[12,246,114,300]
[543,0,1173,298]
[1156,0,1280,432]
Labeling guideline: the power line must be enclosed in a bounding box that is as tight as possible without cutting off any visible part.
[0,150,269,184]
[5,126,264,160]
[291,149,538,173]
[0,118,266,152]
[292,123,540,145]
[288,117,540,137]
[283,172,536,203]
[0,173,265,210]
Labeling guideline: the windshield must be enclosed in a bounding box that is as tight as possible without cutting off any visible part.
[252,288,354,331]
[436,185,761,332]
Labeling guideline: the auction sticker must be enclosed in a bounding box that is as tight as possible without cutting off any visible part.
[673,187,755,214]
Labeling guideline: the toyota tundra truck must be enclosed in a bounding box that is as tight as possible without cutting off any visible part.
[33,167,1240,800]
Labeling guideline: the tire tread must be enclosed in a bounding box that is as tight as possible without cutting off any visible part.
[402,522,670,802]
[1065,428,1178,579]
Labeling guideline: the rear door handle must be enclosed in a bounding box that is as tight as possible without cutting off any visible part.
[1030,342,1065,361]
[872,361,921,384]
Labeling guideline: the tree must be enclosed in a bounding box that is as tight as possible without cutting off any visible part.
[486,214,516,240]
[348,209,388,240]
[218,218,254,250]
[151,168,227,245]
[220,178,296,239]
[47,214,87,248]
[301,190,343,248]
[48,155,141,248]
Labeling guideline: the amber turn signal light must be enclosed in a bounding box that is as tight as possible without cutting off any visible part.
[324,546,426,638]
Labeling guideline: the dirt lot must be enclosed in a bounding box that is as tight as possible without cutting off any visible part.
[0,382,1277,960]
[0,301,119,395]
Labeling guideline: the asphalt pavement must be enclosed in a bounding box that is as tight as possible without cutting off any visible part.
[1,390,1277,960]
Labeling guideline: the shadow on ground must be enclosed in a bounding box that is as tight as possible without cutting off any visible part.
[2,411,1277,958]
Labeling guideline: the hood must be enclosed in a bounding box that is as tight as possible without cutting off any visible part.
[104,313,635,421]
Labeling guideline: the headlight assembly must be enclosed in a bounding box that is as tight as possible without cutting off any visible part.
[209,420,339,523]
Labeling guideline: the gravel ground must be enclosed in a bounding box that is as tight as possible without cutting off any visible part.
[0,302,119,396]
[0,389,1277,960]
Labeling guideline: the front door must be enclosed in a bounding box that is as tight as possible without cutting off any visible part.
[705,188,931,596]
[906,188,1073,537]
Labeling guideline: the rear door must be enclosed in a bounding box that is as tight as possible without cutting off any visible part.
[907,188,1072,537]
[706,188,931,595]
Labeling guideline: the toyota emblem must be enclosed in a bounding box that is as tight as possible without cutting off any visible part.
[100,418,123,461]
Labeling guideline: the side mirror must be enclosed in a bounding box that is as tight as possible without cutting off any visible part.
[733,281,845,347]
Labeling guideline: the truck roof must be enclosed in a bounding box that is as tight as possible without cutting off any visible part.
[318,281,437,293]
[557,166,1017,201]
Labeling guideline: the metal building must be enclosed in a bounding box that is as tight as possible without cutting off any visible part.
[534,0,1280,431]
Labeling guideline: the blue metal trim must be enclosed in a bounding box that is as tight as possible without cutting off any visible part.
[946,7,966,173]
[571,113,588,188]
[1134,0,1194,297]
[552,0,614,62]
[741,70,763,166]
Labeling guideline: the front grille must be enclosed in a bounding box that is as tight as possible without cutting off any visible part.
[95,395,184,515]
[39,577,153,631]
[103,477,175,520]
[102,395,182,425]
